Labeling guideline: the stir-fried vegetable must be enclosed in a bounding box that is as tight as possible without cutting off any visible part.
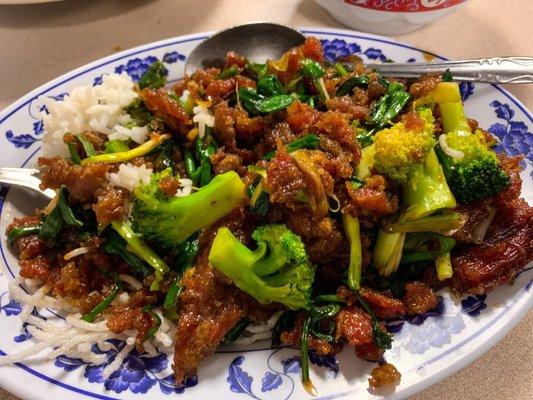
[138,60,168,90]
[335,75,369,97]
[239,87,294,115]
[82,277,122,322]
[263,134,320,160]
[208,224,315,310]
[102,229,151,278]
[369,81,411,130]
[216,66,239,80]
[132,170,246,248]
[343,214,362,291]
[431,82,510,203]
[81,134,170,165]
[110,220,170,290]
[185,135,216,186]
[40,187,83,240]
[400,232,455,264]
[7,224,41,245]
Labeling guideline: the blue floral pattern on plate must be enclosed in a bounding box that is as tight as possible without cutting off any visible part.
[488,100,532,162]
[321,38,389,63]
[55,340,197,395]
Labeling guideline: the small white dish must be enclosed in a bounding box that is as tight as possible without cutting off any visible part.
[315,0,470,34]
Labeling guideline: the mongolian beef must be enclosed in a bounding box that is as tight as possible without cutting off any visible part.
[2,37,532,392]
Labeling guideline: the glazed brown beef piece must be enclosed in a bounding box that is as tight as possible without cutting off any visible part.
[450,156,533,295]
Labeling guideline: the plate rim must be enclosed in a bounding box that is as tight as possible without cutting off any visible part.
[0,26,531,400]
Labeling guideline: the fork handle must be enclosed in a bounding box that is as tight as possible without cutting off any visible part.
[366,57,533,84]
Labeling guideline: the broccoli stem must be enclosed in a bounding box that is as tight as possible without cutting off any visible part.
[111,220,169,290]
[435,252,453,280]
[342,214,362,291]
[400,148,456,222]
[386,211,466,235]
[355,144,376,181]
[81,134,170,165]
[400,233,455,264]
[372,230,406,277]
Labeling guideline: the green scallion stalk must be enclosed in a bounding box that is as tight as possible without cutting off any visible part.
[82,279,122,322]
[81,134,170,165]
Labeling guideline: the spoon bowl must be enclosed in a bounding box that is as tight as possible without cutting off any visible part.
[184,22,305,75]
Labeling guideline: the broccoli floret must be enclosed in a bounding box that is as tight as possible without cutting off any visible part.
[373,107,456,221]
[369,108,456,277]
[208,224,315,310]
[432,82,510,203]
[131,169,245,248]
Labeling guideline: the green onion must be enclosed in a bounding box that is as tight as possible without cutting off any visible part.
[224,318,251,343]
[300,59,325,80]
[111,220,169,291]
[105,140,130,154]
[335,75,369,97]
[435,252,453,280]
[442,69,453,82]
[142,306,162,340]
[263,134,320,160]
[77,135,96,157]
[314,294,344,303]
[335,63,348,77]
[357,293,392,349]
[102,229,151,278]
[81,134,170,165]
[138,60,168,90]
[82,278,122,322]
[67,142,81,165]
[256,94,294,113]
[164,277,181,310]
[7,224,41,245]
[58,188,83,227]
[300,316,315,395]
[216,66,239,80]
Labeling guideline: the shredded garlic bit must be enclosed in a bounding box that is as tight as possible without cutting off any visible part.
[438,134,464,159]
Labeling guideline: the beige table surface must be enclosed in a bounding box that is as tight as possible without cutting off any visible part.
[0,0,531,399]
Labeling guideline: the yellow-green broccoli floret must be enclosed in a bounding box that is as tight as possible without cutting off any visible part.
[373,107,436,183]
[372,108,456,221]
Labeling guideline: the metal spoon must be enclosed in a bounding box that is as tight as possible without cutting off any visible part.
[185,22,533,84]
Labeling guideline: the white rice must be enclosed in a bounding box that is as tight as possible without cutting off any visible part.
[108,163,153,192]
[41,73,147,157]
[176,178,193,197]
[0,278,176,380]
[192,105,215,139]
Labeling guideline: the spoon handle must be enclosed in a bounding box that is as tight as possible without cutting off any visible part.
[365,57,533,84]
[0,167,55,199]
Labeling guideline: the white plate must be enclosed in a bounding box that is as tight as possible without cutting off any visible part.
[0,28,531,400]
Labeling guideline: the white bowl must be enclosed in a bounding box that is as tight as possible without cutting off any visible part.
[316,0,469,34]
